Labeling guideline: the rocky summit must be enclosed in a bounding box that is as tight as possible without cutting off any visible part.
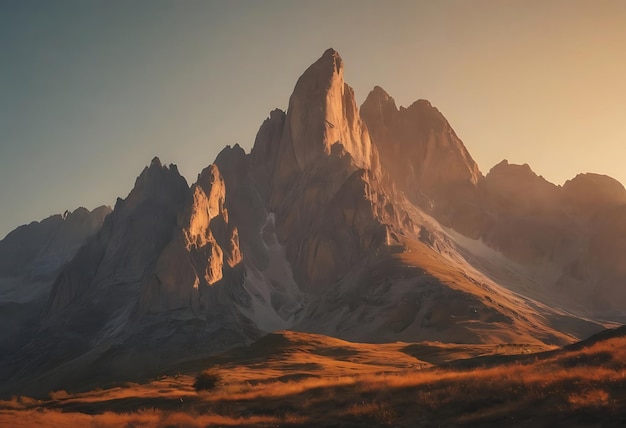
[1,49,625,398]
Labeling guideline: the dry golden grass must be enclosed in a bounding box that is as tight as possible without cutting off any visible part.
[2,329,626,427]
[0,408,298,427]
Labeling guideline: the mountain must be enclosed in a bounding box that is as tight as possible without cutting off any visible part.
[0,206,110,354]
[0,48,622,398]
[0,206,111,287]
[461,162,626,315]
[362,84,626,316]
[360,85,481,235]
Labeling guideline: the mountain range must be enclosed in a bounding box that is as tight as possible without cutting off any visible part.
[1,48,624,399]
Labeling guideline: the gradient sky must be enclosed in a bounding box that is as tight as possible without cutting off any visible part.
[1,0,626,238]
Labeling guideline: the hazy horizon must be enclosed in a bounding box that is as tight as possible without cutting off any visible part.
[2,0,626,238]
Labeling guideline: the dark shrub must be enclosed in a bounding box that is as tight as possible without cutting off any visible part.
[193,369,221,392]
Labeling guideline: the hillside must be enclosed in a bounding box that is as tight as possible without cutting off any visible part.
[2,328,626,427]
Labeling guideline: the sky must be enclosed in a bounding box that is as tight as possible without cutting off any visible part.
[1,0,626,238]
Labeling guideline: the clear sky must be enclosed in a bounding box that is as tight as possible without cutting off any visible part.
[1,0,625,238]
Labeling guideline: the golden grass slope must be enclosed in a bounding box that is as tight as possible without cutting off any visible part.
[2,328,626,427]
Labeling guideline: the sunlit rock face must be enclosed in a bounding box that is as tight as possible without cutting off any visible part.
[360,85,481,235]
[360,82,626,313]
[282,48,380,175]
[250,49,404,292]
[362,86,480,192]
[139,164,242,314]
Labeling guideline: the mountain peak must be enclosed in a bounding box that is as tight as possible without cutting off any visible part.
[488,160,537,179]
[150,156,162,168]
[369,85,393,100]
[362,86,398,128]
[293,48,344,97]
[361,88,481,211]
[279,49,378,174]
[408,98,433,108]
[321,47,342,71]
[562,172,626,211]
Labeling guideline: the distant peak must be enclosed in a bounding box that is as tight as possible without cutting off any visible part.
[132,157,187,196]
[563,172,626,200]
[59,206,108,222]
[367,85,393,101]
[145,157,181,175]
[372,85,389,95]
[215,143,246,160]
[269,108,286,119]
[362,86,396,112]
[360,86,398,129]
[407,99,435,111]
[301,48,344,81]
[489,160,536,177]
[322,47,340,58]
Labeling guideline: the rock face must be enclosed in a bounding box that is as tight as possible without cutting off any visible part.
[2,158,257,398]
[472,163,626,313]
[45,158,189,316]
[139,163,242,314]
[281,48,379,175]
[361,85,481,232]
[360,83,626,313]
[478,160,570,264]
[252,49,400,292]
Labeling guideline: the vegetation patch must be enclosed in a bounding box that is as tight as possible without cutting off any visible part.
[193,369,221,392]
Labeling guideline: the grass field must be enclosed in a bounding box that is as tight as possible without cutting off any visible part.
[2,328,626,427]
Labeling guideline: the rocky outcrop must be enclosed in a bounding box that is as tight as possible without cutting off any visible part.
[478,160,573,264]
[45,157,189,316]
[483,160,560,213]
[249,50,403,292]
[139,164,242,314]
[265,50,383,212]
[282,48,380,175]
[361,83,626,313]
[361,85,481,230]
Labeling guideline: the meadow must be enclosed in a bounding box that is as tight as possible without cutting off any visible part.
[1,329,625,427]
